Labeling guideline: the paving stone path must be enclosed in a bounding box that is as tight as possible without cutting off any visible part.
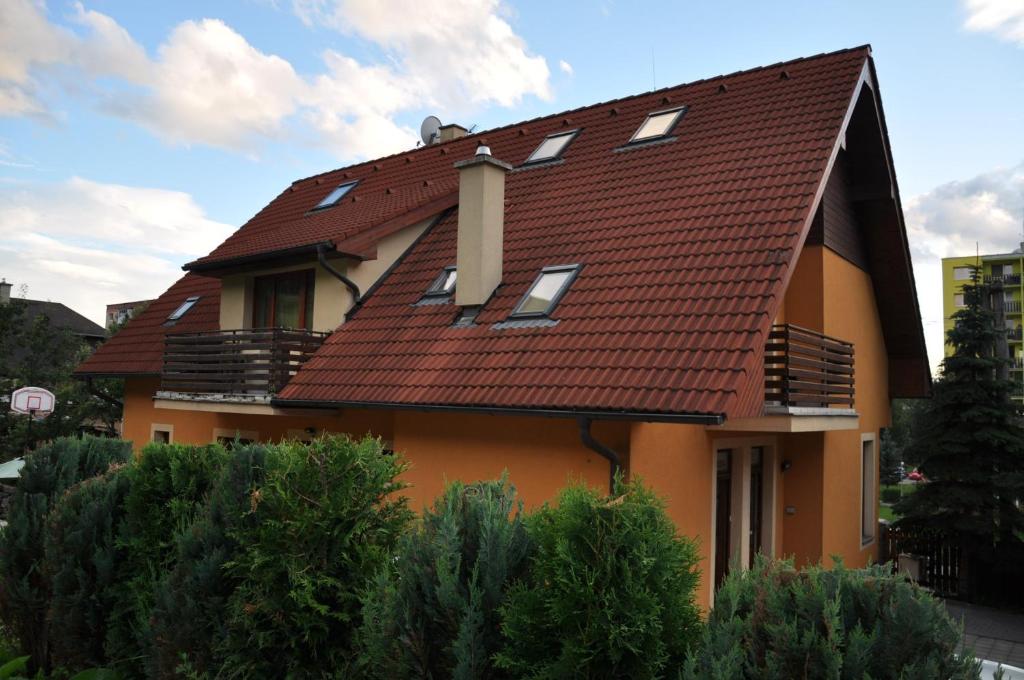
[946,600,1024,669]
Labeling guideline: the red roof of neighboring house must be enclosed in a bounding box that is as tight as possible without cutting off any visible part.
[76,274,220,375]
[275,47,874,419]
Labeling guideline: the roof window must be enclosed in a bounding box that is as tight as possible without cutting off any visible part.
[425,266,457,296]
[511,265,580,318]
[312,180,358,210]
[629,106,687,143]
[166,296,200,322]
[524,130,579,164]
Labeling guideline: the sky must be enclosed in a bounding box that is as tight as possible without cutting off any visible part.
[0,0,1022,374]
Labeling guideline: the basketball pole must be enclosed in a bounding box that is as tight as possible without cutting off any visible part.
[27,408,34,452]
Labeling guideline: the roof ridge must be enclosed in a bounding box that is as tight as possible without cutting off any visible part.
[287,44,872,186]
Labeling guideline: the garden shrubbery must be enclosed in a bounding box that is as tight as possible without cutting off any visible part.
[683,558,978,679]
[0,436,979,679]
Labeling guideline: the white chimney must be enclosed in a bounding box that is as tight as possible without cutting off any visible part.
[453,145,512,307]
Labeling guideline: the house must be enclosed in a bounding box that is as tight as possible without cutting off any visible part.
[942,249,1023,400]
[76,46,929,608]
[106,299,154,329]
[1,278,105,345]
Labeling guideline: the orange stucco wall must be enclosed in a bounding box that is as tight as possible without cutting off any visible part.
[821,246,889,566]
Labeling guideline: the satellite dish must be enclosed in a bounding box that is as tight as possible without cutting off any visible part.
[420,116,442,145]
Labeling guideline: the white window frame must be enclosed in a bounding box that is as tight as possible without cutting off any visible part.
[860,433,877,547]
[953,266,972,281]
[954,293,965,307]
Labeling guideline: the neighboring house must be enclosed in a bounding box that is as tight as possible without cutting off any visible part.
[1,279,105,346]
[76,46,929,609]
[106,299,154,328]
[942,248,1024,401]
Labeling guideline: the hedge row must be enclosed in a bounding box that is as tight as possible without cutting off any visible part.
[0,436,976,679]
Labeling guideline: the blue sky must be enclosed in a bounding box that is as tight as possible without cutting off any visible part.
[1,0,1022,372]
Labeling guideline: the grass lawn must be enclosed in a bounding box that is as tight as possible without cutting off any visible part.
[879,483,916,522]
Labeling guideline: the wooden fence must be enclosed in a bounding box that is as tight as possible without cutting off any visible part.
[880,523,960,598]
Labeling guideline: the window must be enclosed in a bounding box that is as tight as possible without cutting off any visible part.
[954,293,965,307]
[524,130,578,164]
[312,181,358,210]
[425,266,457,296]
[253,270,315,330]
[953,266,972,281]
[511,265,580,317]
[151,423,173,444]
[861,435,876,545]
[629,106,687,143]
[166,296,200,322]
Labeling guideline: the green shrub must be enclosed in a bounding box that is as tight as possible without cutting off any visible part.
[148,442,270,679]
[104,442,229,677]
[0,436,131,671]
[682,558,979,679]
[45,467,131,672]
[217,436,412,678]
[880,485,901,504]
[497,477,702,680]
[360,477,532,679]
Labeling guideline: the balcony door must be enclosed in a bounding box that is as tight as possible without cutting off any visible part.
[712,439,777,598]
[253,270,315,330]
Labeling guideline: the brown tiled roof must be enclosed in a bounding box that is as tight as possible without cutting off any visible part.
[275,47,873,418]
[76,274,220,375]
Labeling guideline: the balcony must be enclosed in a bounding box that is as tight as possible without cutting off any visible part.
[1009,327,1023,342]
[985,274,1022,286]
[1006,300,1022,314]
[765,324,855,409]
[160,328,328,399]
[1012,358,1024,371]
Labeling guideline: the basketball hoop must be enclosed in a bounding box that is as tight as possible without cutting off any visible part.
[10,387,56,419]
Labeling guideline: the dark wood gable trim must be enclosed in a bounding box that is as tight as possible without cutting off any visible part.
[806,151,868,271]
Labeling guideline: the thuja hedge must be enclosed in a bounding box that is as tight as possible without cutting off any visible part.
[683,558,979,679]
[0,436,979,679]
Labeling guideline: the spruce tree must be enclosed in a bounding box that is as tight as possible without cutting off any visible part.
[896,275,1024,595]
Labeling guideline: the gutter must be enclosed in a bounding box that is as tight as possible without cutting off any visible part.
[269,396,724,426]
[578,417,621,493]
[184,241,340,273]
[85,376,123,411]
[316,243,361,320]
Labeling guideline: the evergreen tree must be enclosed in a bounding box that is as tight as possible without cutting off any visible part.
[896,276,1024,594]
[359,476,532,680]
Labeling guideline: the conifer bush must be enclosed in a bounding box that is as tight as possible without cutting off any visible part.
[0,436,131,671]
[104,442,229,677]
[148,442,270,678]
[44,467,131,672]
[360,477,532,679]
[496,477,702,680]
[682,558,980,679]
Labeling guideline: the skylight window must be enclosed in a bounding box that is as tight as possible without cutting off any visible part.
[511,265,580,317]
[167,296,200,322]
[313,180,358,210]
[629,106,687,143]
[524,130,579,164]
[425,266,457,296]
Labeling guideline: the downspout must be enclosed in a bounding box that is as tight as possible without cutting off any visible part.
[578,417,621,494]
[85,377,123,411]
[316,243,361,321]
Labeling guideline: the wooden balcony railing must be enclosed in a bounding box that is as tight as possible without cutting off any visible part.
[161,328,329,396]
[765,324,855,408]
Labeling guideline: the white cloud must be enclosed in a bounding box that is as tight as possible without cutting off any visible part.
[291,0,551,109]
[0,177,234,324]
[963,0,1024,46]
[559,59,573,76]
[904,161,1024,374]
[1,0,555,160]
